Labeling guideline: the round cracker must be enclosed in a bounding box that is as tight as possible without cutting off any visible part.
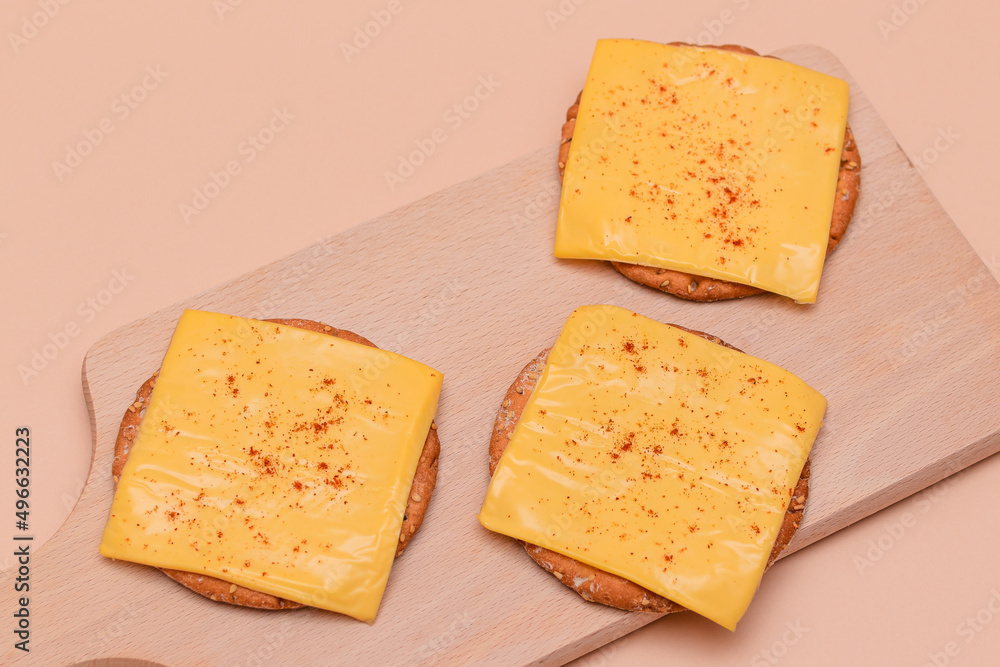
[112,318,440,610]
[557,42,861,302]
[488,328,810,613]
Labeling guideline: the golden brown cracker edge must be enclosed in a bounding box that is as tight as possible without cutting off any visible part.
[112,318,440,610]
[488,327,810,613]
[557,43,861,302]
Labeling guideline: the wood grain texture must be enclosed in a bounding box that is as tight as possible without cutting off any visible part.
[6,46,1000,666]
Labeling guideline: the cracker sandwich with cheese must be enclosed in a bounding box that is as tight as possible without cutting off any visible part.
[100,310,443,623]
[555,40,861,303]
[479,305,822,630]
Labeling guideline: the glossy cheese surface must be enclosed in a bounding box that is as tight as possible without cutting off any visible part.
[478,305,825,629]
[554,40,849,303]
[100,310,443,622]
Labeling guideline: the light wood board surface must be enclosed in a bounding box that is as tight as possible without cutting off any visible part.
[6,45,1000,666]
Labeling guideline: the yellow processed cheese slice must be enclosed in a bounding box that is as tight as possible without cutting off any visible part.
[478,305,825,630]
[554,40,849,303]
[100,310,442,623]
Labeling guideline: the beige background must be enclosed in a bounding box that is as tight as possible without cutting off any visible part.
[1,0,997,665]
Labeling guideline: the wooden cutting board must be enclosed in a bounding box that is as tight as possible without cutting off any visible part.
[8,45,1000,667]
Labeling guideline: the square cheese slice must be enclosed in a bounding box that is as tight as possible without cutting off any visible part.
[478,305,825,629]
[554,40,849,303]
[100,310,443,622]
